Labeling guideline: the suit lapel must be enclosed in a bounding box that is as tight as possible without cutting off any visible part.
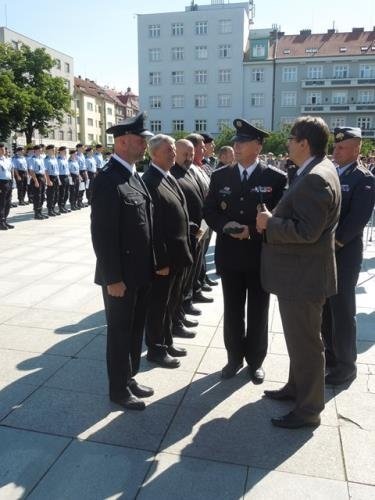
[247,163,264,188]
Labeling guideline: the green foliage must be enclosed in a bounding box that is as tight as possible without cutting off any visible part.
[0,43,72,143]
[214,126,235,151]
[170,130,187,141]
[263,125,291,156]
[360,138,375,157]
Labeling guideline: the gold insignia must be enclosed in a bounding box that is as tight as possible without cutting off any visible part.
[236,120,242,128]
[335,132,345,140]
[220,201,228,210]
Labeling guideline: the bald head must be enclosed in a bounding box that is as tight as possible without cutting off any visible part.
[176,139,194,169]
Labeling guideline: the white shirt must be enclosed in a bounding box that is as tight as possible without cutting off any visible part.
[112,153,136,175]
[296,156,315,176]
[238,159,258,181]
[337,162,354,177]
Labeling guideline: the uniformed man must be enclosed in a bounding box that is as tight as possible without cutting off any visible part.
[204,119,287,382]
[217,146,235,169]
[12,146,28,205]
[57,146,71,213]
[29,145,48,219]
[91,112,155,411]
[25,146,35,204]
[85,146,97,205]
[322,127,375,385]
[0,143,14,230]
[76,143,87,208]
[94,144,105,171]
[68,149,80,211]
[201,133,217,173]
[44,144,61,216]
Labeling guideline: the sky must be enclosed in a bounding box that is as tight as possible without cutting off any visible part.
[1,0,375,93]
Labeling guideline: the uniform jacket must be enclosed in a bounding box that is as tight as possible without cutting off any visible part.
[91,157,154,289]
[261,156,341,301]
[142,164,193,270]
[203,161,287,273]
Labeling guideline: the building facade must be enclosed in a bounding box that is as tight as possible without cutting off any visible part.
[0,26,77,147]
[138,1,254,134]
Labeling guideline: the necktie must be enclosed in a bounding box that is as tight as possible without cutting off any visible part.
[242,169,248,185]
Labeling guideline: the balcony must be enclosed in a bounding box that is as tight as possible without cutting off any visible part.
[301,102,375,113]
[301,78,375,88]
[362,129,375,138]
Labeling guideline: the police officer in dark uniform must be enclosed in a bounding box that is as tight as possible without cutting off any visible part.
[44,145,60,216]
[204,119,287,382]
[57,146,71,213]
[0,143,14,230]
[91,112,155,411]
[322,127,375,385]
[12,146,28,205]
[29,145,48,219]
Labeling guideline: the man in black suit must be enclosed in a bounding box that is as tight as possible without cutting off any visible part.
[204,119,287,382]
[91,112,155,411]
[142,135,193,368]
[322,127,375,385]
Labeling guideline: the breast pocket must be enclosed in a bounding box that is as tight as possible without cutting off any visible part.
[123,193,147,225]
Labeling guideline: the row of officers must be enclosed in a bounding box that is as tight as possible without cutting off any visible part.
[0,143,111,228]
[91,112,374,429]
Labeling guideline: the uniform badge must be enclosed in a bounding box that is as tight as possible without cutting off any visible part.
[220,201,228,210]
[335,132,345,141]
[341,185,350,192]
[236,120,242,128]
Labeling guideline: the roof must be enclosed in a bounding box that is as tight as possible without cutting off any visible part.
[74,76,111,100]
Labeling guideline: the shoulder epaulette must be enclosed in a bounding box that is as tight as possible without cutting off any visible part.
[267,164,287,176]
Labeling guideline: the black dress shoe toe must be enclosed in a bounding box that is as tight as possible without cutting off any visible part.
[221,361,243,379]
[325,369,357,386]
[110,393,146,411]
[181,317,199,328]
[263,388,295,401]
[183,303,202,316]
[167,345,187,357]
[192,292,214,304]
[147,352,180,368]
[173,327,196,339]
[5,223,14,229]
[205,277,218,286]
[201,284,212,292]
[128,379,154,398]
[250,367,265,385]
[271,411,320,429]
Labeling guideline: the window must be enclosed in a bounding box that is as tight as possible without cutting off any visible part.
[55,58,61,70]
[195,46,208,59]
[359,64,375,78]
[194,95,207,108]
[307,65,323,79]
[172,23,184,36]
[306,92,322,105]
[172,47,184,61]
[250,119,264,128]
[281,91,297,106]
[195,119,207,132]
[107,122,113,128]
[282,66,297,82]
[107,135,114,145]
[50,130,55,139]
[172,71,184,85]
[172,120,184,132]
[218,94,232,107]
[252,44,265,57]
[64,79,70,91]
[333,65,349,78]
[11,40,19,50]
[150,120,162,133]
[148,24,160,38]
[87,102,94,111]
[195,21,208,35]
[195,70,208,84]
[107,107,113,115]
[67,130,73,141]
[172,95,184,108]
[218,119,231,130]
[330,117,346,128]
[218,69,231,83]
[357,116,372,130]
[87,118,94,126]
[149,72,161,85]
[252,68,264,82]
[250,93,264,107]
[64,62,70,73]
[88,133,94,141]
[219,19,232,34]
[149,48,161,62]
[332,91,347,104]
[149,96,161,109]
[59,131,64,140]
[358,90,374,103]
[219,44,231,58]
[67,115,72,125]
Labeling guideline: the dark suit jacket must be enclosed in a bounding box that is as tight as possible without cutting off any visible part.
[91,158,154,289]
[261,156,341,301]
[203,162,287,273]
[142,164,193,270]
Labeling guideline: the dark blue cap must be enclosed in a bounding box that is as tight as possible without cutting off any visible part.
[334,127,362,142]
[232,118,269,143]
[106,112,153,138]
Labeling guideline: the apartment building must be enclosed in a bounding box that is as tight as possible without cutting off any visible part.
[0,26,77,147]
[138,1,254,134]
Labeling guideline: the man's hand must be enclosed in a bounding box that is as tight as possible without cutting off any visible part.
[107,281,127,297]
[231,225,250,240]
[156,266,170,276]
[47,180,52,187]
[223,221,249,240]
[34,180,39,188]
[256,208,272,233]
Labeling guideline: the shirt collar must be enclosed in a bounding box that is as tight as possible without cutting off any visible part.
[151,162,169,178]
[238,159,258,178]
[337,162,355,176]
[113,153,136,175]
[296,156,315,176]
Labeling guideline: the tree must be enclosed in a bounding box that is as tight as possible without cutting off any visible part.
[214,126,235,151]
[0,43,72,143]
[263,125,291,156]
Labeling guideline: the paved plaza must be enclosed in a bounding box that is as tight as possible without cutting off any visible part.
[0,203,374,499]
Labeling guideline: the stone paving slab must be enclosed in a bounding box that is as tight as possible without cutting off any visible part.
[340,427,375,485]
[348,483,375,500]
[0,380,36,420]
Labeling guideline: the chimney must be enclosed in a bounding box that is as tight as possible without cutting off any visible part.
[352,27,364,33]
[327,29,335,35]
[300,29,312,36]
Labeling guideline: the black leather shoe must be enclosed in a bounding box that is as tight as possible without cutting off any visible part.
[325,368,357,386]
[271,411,321,429]
[183,303,202,316]
[205,276,218,286]
[48,210,56,217]
[42,213,49,219]
[173,326,196,339]
[221,361,243,379]
[5,222,14,229]
[0,221,8,230]
[181,317,199,328]
[34,213,44,220]
[128,379,154,398]
[249,366,265,385]
[110,392,146,411]
[201,284,212,292]
[264,388,295,401]
[192,292,214,304]
[147,351,180,368]
[53,209,61,216]
[167,345,187,357]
